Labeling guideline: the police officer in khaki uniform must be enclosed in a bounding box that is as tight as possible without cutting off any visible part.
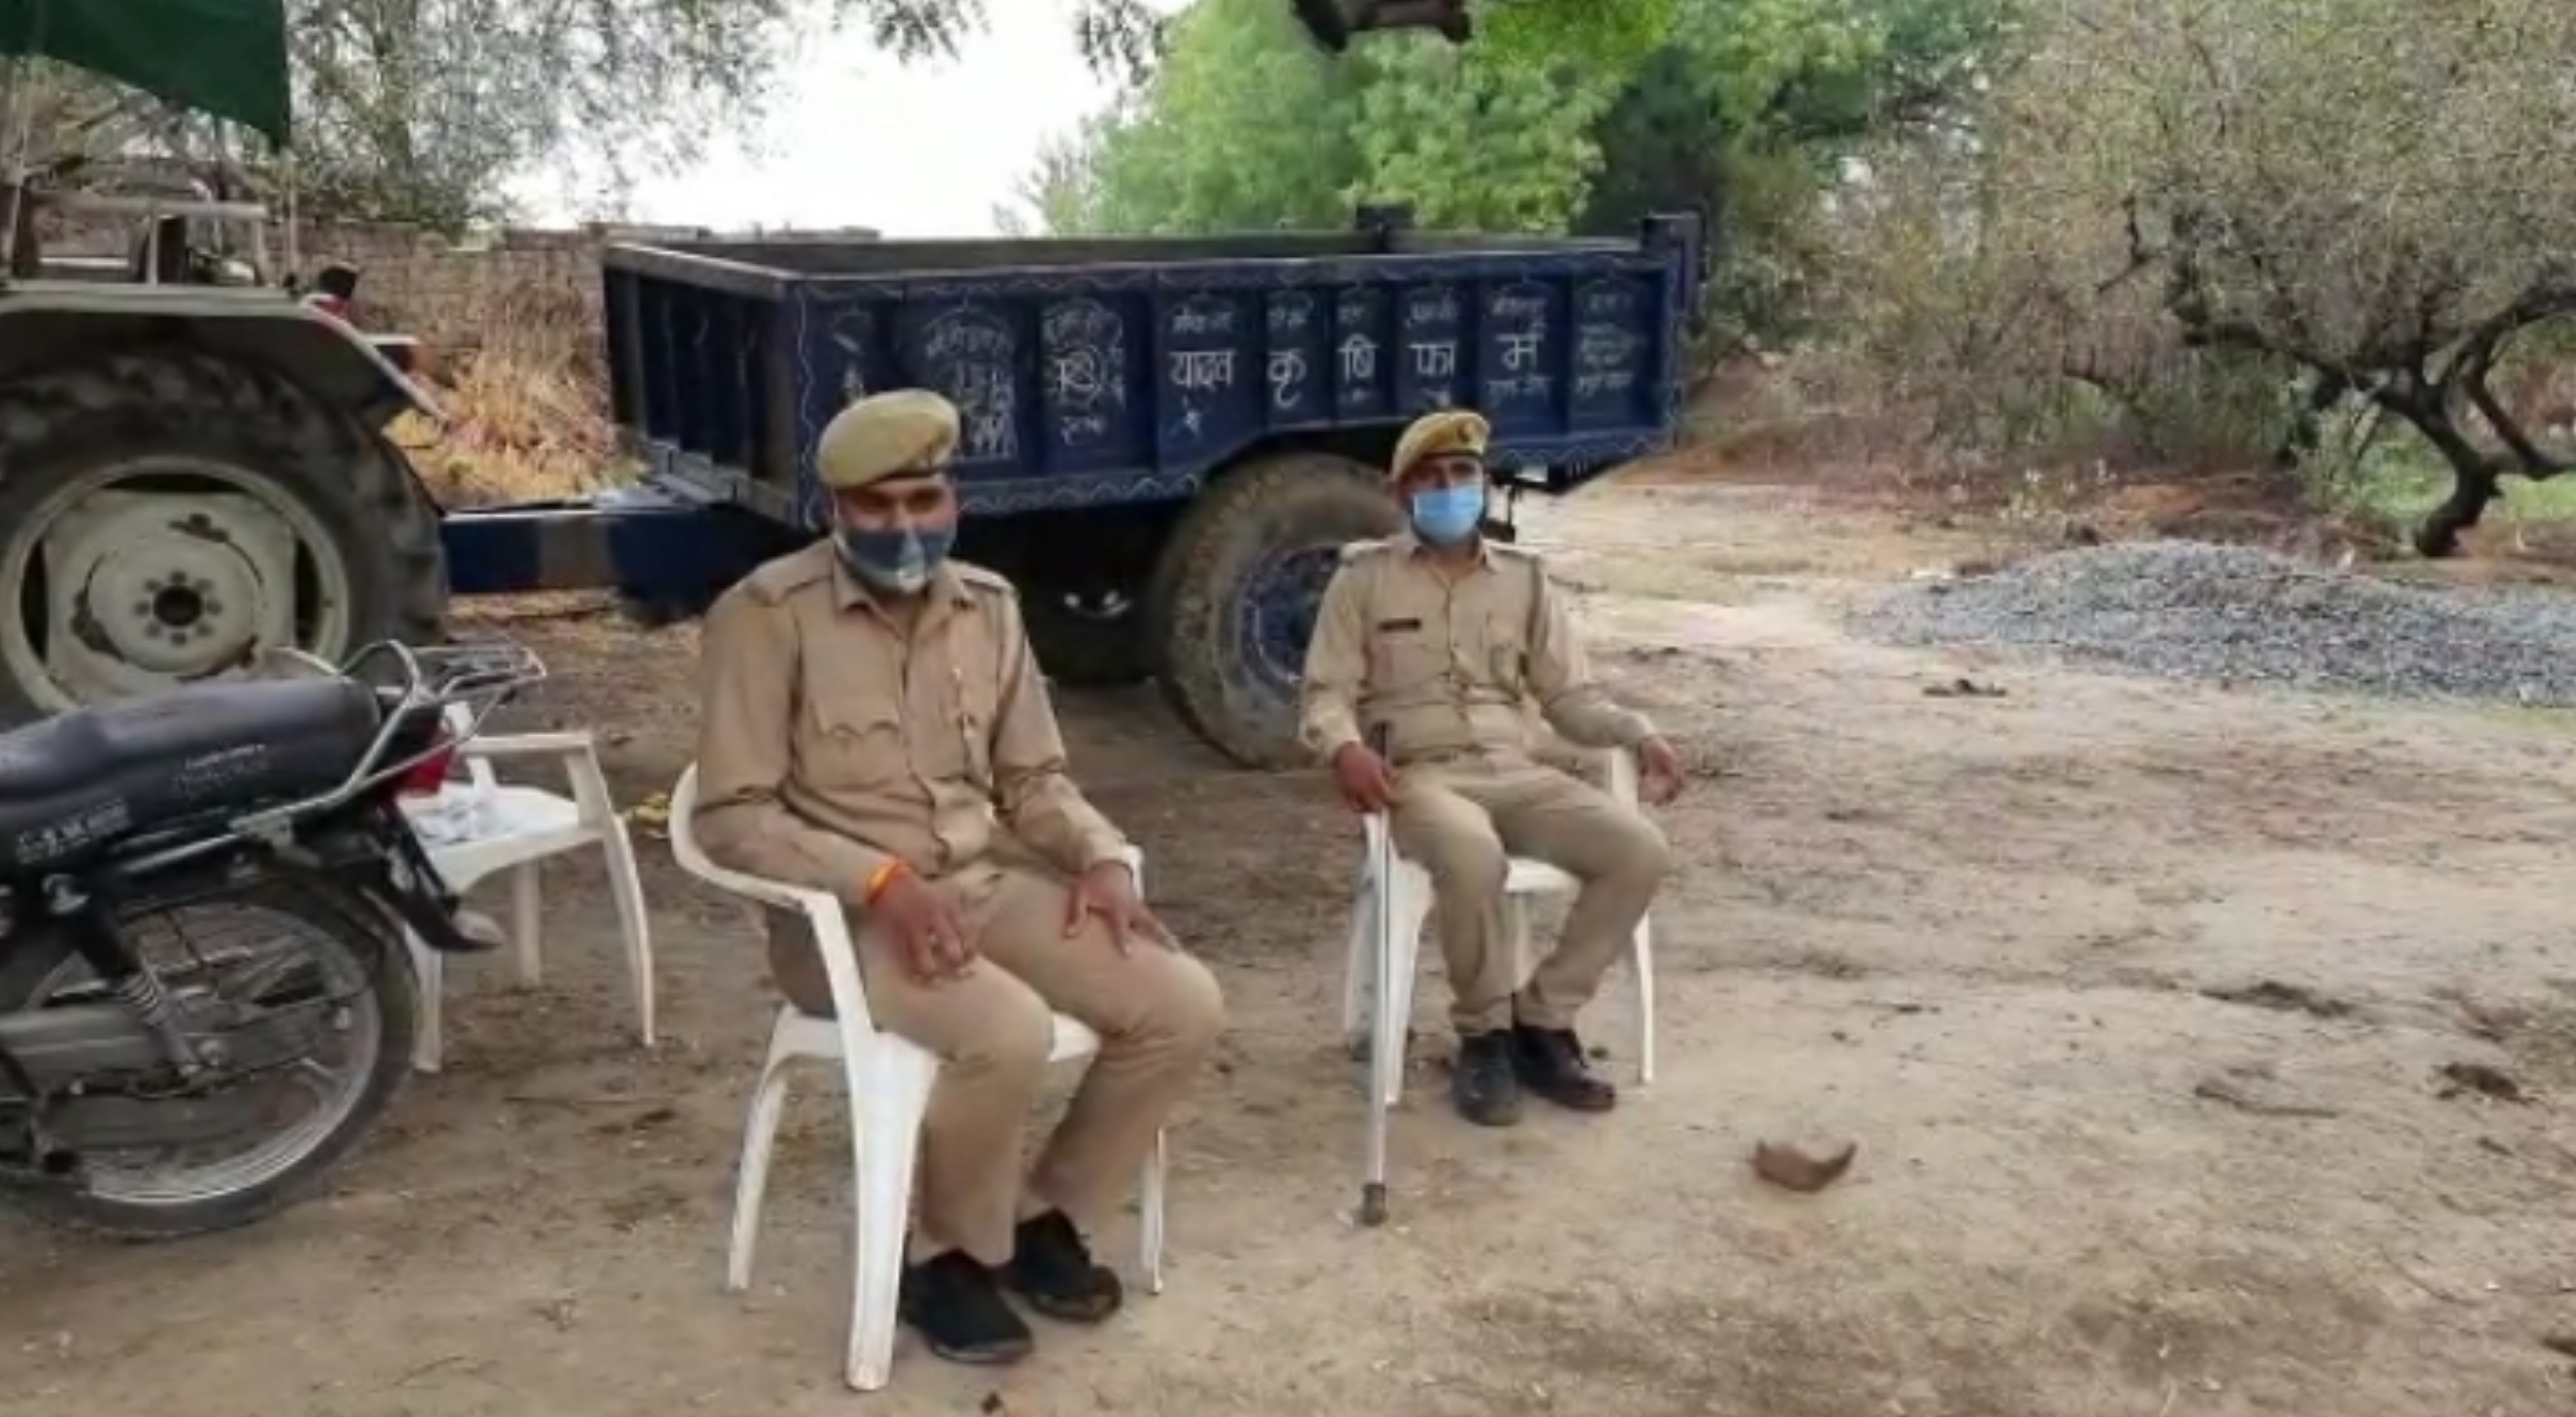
[692,390,1227,1367]
[1300,409,1684,1128]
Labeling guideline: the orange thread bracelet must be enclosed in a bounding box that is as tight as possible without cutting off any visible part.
[863,859,908,904]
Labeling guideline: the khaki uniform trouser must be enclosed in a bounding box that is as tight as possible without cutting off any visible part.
[1388,754,1672,1035]
[766,861,1226,1265]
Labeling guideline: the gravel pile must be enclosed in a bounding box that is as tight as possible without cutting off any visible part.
[1852,541,2576,705]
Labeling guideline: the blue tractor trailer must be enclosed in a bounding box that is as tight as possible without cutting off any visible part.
[433,209,1707,765]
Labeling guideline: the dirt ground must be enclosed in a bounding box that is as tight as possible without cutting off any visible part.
[7,466,2575,1417]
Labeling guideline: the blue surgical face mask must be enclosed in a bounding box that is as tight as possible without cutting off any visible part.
[835,524,954,596]
[1408,483,1487,545]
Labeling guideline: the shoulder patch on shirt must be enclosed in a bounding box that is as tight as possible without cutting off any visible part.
[1498,543,1553,594]
[1488,540,1543,565]
[1338,537,1394,564]
[948,559,1019,598]
[740,543,836,606]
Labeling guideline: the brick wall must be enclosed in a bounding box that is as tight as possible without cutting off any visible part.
[299,222,624,345]
[30,212,876,375]
[38,213,718,351]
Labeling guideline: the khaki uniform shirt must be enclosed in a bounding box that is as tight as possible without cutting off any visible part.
[693,541,1128,903]
[1298,533,1653,765]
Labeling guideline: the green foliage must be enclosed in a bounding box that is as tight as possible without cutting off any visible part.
[1061,0,1619,236]
[1344,40,1616,231]
[1580,0,2001,345]
[1081,0,1375,234]
[1473,0,1685,72]
[1024,0,2000,356]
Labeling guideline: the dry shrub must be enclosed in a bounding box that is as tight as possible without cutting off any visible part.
[1681,350,1932,494]
[1802,127,2306,530]
[391,281,621,507]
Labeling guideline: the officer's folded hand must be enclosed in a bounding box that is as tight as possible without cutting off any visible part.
[875,873,977,983]
[1331,742,1397,814]
[1066,861,1174,955]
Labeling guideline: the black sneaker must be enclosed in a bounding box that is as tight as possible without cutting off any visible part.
[1510,1023,1618,1113]
[898,1251,1034,1365]
[1450,1030,1523,1127]
[1000,1210,1124,1323]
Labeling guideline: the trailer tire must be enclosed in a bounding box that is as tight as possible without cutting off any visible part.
[0,349,446,728]
[1023,590,1153,688]
[1147,450,1401,768]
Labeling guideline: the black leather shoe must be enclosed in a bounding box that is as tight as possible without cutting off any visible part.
[898,1251,1034,1364]
[1451,1030,1523,1127]
[1511,1024,1618,1112]
[1000,1210,1125,1323]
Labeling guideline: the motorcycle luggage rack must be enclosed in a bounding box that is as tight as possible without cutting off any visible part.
[117,639,548,875]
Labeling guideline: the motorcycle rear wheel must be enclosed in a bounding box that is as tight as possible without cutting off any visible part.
[0,878,419,1240]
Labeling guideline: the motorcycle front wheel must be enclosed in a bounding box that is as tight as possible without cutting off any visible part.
[0,878,419,1239]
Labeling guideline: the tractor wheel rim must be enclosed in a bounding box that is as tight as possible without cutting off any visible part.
[1,457,356,712]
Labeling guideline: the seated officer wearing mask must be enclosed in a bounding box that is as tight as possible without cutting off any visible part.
[693,390,1227,1367]
[1299,409,1684,1127]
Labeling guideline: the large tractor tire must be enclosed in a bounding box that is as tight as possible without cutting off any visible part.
[0,349,446,727]
[1146,449,1402,768]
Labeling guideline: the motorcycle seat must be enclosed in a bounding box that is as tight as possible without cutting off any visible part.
[0,679,382,876]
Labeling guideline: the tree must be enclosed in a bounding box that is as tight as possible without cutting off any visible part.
[1342,37,1618,231]
[1859,0,2576,554]
[991,124,1111,237]
[1033,0,1994,357]
[1289,0,1690,69]
[1077,0,1381,235]
[1060,0,1616,237]
[292,0,1681,228]
[25,0,1706,232]
[282,0,1171,230]
[1577,0,2000,344]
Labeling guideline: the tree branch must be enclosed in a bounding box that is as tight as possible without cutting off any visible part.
[2453,292,2576,477]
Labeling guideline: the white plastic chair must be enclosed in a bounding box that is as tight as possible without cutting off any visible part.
[1340,748,1659,1201]
[399,706,655,1072]
[666,764,1168,1393]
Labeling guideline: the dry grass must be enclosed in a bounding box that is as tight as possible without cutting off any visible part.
[1661,352,2576,570]
[390,283,624,508]
[1681,352,1932,497]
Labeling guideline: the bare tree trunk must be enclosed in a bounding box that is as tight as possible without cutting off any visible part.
[2375,386,2501,557]
[2414,461,2501,558]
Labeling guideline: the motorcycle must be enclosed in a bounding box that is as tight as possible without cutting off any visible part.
[0,640,542,1238]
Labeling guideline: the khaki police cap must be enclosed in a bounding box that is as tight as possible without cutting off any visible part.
[816,390,961,491]
[1388,408,1490,480]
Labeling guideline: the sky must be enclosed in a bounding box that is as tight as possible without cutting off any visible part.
[514,2,1182,238]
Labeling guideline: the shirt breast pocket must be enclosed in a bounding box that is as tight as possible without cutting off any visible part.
[802,687,909,791]
[1368,618,1442,691]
